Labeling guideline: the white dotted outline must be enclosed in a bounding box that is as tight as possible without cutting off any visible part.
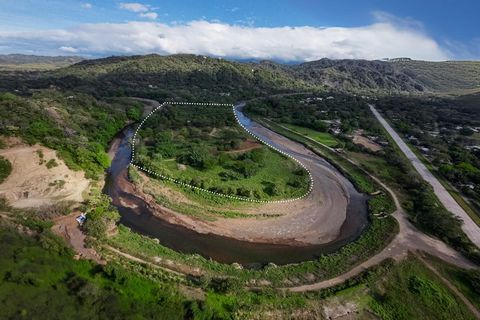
[130,101,314,204]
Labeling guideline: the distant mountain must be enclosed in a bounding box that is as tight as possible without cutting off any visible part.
[292,58,480,94]
[390,60,480,93]
[50,54,313,97]
[0,54,85,71]
[3,53,479,95]
[292,58,426,93]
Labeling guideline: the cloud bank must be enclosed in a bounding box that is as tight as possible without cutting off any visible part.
[0,19,449,61]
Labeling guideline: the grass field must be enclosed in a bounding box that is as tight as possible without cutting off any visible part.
[135,104,310,201]
[368,257,476,320]
[150,147,308,200]
[279,123,340,147]
[426,255,480,311]
[258,119,377,194]
[322,256,478,320]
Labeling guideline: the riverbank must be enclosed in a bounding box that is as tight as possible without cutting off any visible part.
[103,100,375,264]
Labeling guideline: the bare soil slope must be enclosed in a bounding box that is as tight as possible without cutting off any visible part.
[0,138,89,208]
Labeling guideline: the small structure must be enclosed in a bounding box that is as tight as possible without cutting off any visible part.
[419,147,430,154]
[76,213,86,225]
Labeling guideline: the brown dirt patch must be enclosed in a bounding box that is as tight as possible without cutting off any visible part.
[0,142,90,208]
[352,130,382,152]
[225,139,262,154]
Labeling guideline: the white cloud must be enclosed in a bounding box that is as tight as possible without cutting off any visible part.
[59,46,79,53]
[0,19,450,61]
[139,12,158,20]
[81,3,92,9]
[119,2,150,13]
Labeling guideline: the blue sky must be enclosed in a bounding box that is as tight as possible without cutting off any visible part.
[0,0,478,61]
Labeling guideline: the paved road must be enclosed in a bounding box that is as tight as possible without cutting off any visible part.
[370,104,480,248]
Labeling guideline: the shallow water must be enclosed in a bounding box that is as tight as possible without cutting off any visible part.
[104,106,368,266]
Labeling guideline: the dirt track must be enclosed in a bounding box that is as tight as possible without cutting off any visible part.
[52,212,104,264]
[288,176,477,292]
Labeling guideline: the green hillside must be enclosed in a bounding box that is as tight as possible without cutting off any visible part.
[55,54,480,95]
[0,54,84,71]
[391,60,480,93]
[1,54,479,96]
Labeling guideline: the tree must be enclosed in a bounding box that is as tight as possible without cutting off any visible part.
[83,191,120,239]
[177,146,216,170]
[459,127,474,136]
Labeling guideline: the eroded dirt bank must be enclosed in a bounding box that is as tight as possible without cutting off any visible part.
[0,137,89,208]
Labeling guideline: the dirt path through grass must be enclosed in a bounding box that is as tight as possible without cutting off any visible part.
[288,176,476,292]
[416,254,480,318]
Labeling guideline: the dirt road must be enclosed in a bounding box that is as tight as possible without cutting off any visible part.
[369,105,480,248]
[289,177,477,292]
[52,212,104,264]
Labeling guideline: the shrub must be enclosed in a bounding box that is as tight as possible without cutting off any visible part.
[264,182,282,196]
[232,160,259,178]
[236,187,252,197]
[0,156,12,183]
[83,192,120,239]
[177,146,216,170]
[46,159,59,169]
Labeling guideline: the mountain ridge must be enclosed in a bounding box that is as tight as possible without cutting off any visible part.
[59,53,480,95]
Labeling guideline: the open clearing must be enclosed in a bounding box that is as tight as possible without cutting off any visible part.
[280,123,339,147]
[0,138,89,208]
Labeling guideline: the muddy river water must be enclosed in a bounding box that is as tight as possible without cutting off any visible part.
[104,105,368,266]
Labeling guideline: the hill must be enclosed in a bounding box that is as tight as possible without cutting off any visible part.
[57,54,480,95]
[391,60,480,94]
[0,54,84,71]
[292,58,426,93]
[50,54,311,98]
[292,58,480,94]
[1,54,479,96]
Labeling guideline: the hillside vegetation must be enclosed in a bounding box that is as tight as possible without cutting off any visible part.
[392,60,480,93]
[0,54,84,71]
[49,54,312,99]
[38,54,480,96]
[0,91,142,179]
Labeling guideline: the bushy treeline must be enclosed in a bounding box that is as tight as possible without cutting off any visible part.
[244,93,383,136]
[376,94,480,208]
[0,156,12,183]
[0,91,142,179]
[82,190,120,239]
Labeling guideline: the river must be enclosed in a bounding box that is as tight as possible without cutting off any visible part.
[103,105,368,266]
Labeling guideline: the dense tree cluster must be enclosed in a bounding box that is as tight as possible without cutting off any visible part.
[0,92,142,179]
[376,94,480,211]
